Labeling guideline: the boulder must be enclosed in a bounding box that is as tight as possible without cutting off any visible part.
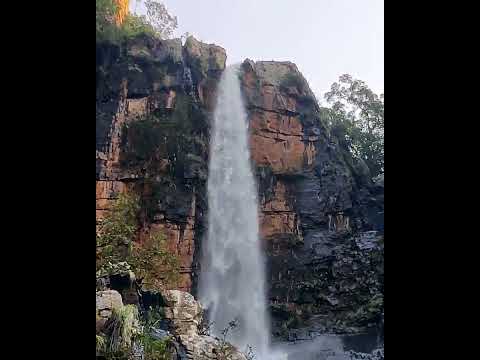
[161,290,203,337]
[96,290,123,332]
[160,290,246,360]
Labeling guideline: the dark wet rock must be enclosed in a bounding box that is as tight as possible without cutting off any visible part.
[239,60,384,338]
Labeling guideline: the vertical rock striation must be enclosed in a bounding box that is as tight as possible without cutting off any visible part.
[96,34,383,341]
[240,60,384,338]
[96,35,226,292]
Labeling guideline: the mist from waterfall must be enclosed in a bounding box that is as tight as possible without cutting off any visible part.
[199,65,275,359]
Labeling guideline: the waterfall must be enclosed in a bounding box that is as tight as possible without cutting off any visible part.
[199,65,274,359]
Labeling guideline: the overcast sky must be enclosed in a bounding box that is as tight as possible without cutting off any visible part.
[131,0,384,101]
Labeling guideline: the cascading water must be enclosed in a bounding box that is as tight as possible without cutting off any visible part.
[199,65,275,359]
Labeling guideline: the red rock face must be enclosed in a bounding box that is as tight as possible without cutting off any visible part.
[240,60,384,337]
[259,181,301,244]
[97,47,384,336]
[96,180,127,220]
[241,61,318,245]
[249,110,315,174]
[96,36,226,293]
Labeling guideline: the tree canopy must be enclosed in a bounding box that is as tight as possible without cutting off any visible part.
[324,74,384,178]
[96,0,178,43]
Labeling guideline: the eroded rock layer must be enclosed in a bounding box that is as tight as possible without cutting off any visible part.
[240,60,384,338]
[96,35,384,340]
[96,35,226,292]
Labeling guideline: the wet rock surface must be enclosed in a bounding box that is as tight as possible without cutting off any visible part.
[240,60,384,338]
[96,34,226,292]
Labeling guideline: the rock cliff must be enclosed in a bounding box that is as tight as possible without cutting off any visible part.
[96,35,226,292]
[240,60,384,338]
[96,34,383,341]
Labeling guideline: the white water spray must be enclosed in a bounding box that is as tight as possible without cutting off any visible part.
[199,65,276,359]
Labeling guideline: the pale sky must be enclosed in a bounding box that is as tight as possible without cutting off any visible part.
[131,0,384,101]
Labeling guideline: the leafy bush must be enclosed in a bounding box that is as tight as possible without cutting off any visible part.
[129,229,180,290]
[96,0,120,43]
[96,193,179,291]
[141,334,174,360]
[121,13,156,39]
[96,334,107,354]
[98,305,175,360]
[96,193,140,271]
[106,305,142,354]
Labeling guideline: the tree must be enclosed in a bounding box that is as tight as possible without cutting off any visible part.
[96,0,118,41]
[144,0,178,39]
[96,0,178,42]
[131,0,178,39]
[324,74,384,177]
[96,192,140,270]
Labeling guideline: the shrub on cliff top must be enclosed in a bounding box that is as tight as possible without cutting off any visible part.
[324,74,384,178]
[96,0,178,44]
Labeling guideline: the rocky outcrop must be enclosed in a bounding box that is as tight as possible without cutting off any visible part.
[96,34,226,292]
[96,287,247,360]
[240,60,384,338]
[96,289,124,332]
[159,290,247,360]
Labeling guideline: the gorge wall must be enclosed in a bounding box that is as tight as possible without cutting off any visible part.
[96,35,384,340]
[241,61,384,339]
[96,34,226,293]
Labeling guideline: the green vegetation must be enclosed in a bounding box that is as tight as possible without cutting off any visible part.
[120,95,207,183]
[97,194,140,270]
[140,334,173,360]
[98,305,174,360]
[96,0,177,44]
[96,193,140,270]
[143,0,178,39]
[121,116,164,166]
[138,309,174,360]
[130,229,179,291]
[107,305,141,354]
[121,95,194,164]
[96,334,107,354]
[96,0,120,42]
[96,193,179,291]
[324,74,384,178]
